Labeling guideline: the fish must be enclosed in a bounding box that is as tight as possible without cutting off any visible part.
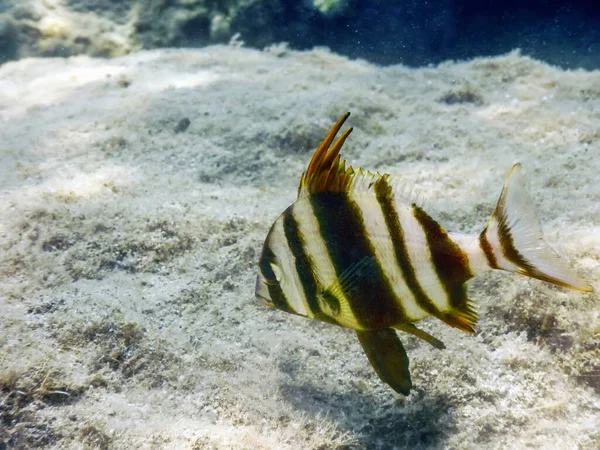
[255,112,593,395]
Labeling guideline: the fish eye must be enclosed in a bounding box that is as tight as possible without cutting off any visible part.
[269,262,282,284]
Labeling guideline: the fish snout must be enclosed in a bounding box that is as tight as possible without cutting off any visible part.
[255,275,274,307]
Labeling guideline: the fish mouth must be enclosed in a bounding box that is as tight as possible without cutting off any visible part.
[256,294,274,307]
[255,276,274,307]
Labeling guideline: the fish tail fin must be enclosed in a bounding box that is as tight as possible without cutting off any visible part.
[480,163,592,292]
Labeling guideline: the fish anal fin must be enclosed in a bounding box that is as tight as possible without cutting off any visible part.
[356,329,412,396]
[395,323,446,350]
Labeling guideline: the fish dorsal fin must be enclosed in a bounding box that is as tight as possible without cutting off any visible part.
[298,113,427,209]
[298,112,355,198]
[385,176,428,209]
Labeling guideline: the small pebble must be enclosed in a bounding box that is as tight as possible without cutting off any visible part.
[174,117,191,133]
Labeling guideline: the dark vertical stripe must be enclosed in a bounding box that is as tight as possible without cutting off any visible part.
[281,208,320,315]
[258,245,290,312]
[495,199,530,270]
[374,186,440,317]
[479,228,498,268]
[412,205,473,309]
[309,193,404,329]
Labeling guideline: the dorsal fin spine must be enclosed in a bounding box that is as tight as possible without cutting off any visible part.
[306,112,350,175]
[298,113,426,210]
[299,113,352,197]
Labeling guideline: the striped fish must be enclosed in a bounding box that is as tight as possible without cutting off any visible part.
[256,112,593,395]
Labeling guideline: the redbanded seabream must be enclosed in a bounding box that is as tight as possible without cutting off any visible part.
[256,112,593,395]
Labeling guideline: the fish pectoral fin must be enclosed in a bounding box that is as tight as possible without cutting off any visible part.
[395,323,446,350]
[315,288,354,328]
[336,255,379,294]
[318,256,379,322]
[356,328,412,396]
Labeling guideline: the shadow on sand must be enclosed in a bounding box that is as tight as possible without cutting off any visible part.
[280,381,457,449]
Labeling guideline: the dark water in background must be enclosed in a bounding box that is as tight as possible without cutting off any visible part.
[269,0,600,69]
[0,0,599,69]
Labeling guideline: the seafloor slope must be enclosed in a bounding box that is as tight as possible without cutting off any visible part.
[0,45,598,449]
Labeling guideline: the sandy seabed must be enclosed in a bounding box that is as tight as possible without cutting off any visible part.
[0,44,598,449]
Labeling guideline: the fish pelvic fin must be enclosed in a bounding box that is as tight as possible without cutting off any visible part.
[356,328,412,396]
[481,163,593,292]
